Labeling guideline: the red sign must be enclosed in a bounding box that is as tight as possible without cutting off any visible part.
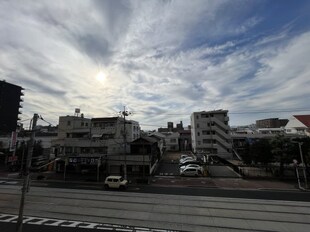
[8,156,18,162]
[9,131,18,152]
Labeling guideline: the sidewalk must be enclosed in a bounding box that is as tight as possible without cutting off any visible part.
[151,176,299,191]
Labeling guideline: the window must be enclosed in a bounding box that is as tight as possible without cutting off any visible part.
[197,132,200,136]
[197,123,200,128]
[81,122,84,126]
[67,121,71,126]
[202,130,210,135]
[196,115,199,119]
[170,139,176,143]
[85,123,88,127]
[210,114,214,117]
[201,114,209,118]
[198,141,201,145]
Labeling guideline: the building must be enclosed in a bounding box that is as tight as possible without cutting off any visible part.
[129,137,162,176]
[0,81,24,135]
[285,115,310,136]
[158,121,184,133]
[179,130,191,151]
[256,118,288,128]
[52,115,141,175]
[163,132,180,151]
[191,110,232,159]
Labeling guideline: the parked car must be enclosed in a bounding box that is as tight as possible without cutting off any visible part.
[180,164,203,173]
[180,167,202,177]
[104,176,128,190]
[179,160,201,167]
[179,157,195,164]
[180,154,190,159]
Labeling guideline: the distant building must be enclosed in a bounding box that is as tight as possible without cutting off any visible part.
[179,130,191,151]
[0,81,24,134]
[256,118,288,128]
[285,115,310,136]
[158,121,184,133]
[191,110,232,159]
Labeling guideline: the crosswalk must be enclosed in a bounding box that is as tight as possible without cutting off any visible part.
[0,214,178,232]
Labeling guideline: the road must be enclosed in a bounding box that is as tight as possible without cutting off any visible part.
[1,178,310,202]
[1,185,310,231]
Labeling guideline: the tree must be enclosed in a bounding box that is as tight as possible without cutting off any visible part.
[271,134,298,176]
[249,139,274,165]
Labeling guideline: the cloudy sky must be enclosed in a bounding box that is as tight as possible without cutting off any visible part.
[1,0,310,130]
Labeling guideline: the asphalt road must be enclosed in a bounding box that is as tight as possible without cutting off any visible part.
[1,185,310,232]
[208,164,240,177]
[2,178,308,202]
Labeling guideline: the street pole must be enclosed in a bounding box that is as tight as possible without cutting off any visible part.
[298,142,308,189]
[97,157,101,182]
[16,113,38,232]
[121,106,129,180]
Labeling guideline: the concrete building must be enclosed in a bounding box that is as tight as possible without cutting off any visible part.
[0,81,24,135]
[52,115,141,175]
[158,121,184,133]
[191,110,232,159]
[285,115,310,136]
[179,130,191,151]
[163,132,180,151]
[256,118,288,128]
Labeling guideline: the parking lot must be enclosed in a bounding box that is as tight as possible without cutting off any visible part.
[155,151,240,178]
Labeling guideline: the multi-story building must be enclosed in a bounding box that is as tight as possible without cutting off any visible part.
[0,81,24,134]
[191,110,232,159]
[52,115,141,175]
[164,132,180,151]
[256,118,288,128]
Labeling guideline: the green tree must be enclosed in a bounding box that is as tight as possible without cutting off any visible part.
[271,134,298,176]
[249,139,274,165]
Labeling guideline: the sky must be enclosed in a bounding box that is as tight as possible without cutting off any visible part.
[1,0,310,130]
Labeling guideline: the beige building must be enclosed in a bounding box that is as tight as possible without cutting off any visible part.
[52,115,140,175]
[191,110,232,159]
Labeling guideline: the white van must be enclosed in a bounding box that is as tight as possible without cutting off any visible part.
[104,176,128,190]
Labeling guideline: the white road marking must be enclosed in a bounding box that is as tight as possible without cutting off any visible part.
[0,213,177,232]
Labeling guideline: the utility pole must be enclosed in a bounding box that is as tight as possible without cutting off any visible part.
[298,142,308,189]
[16,113,38,232]
[120,106,131,180]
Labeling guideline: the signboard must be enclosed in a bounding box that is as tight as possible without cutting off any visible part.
[68,157,102,165]
[8,156,18,162]
[9,131,18,152]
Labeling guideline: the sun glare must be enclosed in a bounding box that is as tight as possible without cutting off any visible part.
[96,71,106,82]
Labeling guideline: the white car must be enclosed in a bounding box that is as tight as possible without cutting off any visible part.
[180,167,202,177]
[180,164,203,173]
[180,154,190,159]
[179,157,195,164]
[104,176,128,190]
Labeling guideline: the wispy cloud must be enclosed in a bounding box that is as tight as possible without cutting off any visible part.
[0,0,309,128]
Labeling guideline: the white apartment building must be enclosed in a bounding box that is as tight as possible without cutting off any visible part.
[191,110,232,159]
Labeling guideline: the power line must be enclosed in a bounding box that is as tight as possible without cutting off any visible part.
[132,108,310,116]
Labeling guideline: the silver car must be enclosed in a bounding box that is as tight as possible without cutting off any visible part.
[180,167,202,177]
